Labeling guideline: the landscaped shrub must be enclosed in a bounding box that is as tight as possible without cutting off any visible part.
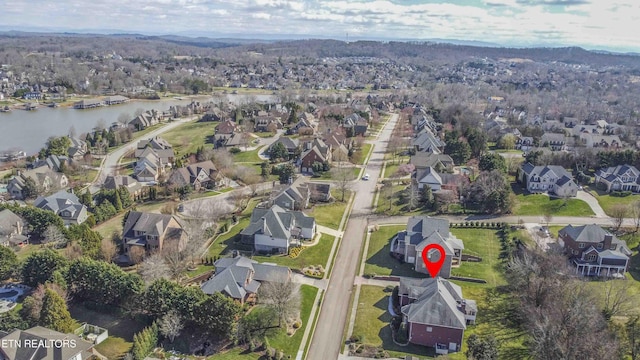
[229,147,241,154]
[612,191,632,197]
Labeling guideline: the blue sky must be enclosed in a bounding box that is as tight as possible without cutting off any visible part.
[2,0,639,52]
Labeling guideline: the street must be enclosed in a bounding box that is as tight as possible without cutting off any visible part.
[306,114,399,360]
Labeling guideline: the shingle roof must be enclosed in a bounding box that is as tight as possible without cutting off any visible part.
[400,278,467,329]
[0,326,94,360]
[241,205,315,240]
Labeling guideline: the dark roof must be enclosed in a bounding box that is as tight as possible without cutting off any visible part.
[33,190,87,221]
[0,326,94,360]
[406,216,450,245]
[241,205,315,240]
[122,211,183,239]
[559,224,624,246]
[400,278,467,329]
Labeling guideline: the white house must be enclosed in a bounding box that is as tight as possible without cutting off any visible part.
[240,205,316,254]
[594,165,640,193]
[519,162,579,197]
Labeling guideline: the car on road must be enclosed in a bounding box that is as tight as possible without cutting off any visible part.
[362,173,370,180]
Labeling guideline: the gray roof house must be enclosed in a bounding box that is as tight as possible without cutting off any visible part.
[168,160,221,190]
[410,153,454,173]
[34,190,88,226]
[200,255,291,304]
[240,205,316,254]
[7,167,69,200]
[391,216,464,278]
[0,209,28,247]
[0,326,97,360]
[412,128,445,154]
[594,165,640,193]
[518,162,579,197]
[122,211,186,256]
[399,277,476,354]
[103,175,143,197]
[559,224,632,277]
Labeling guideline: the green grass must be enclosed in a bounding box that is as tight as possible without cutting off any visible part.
[252,132,274,138]
[253,234,336,269]
[162,120,214,156]
[590,191,640,216]
[364,225,418,278]
[208,285,318,360]
[512,193,594,216]
[305,199,349,230]
[314,167,360,181]
[14,244,42,260]
[450,229,506,287]
[95,337,132,360]
[354,143,373,165]
[206,217,252,258]
[67,169,98,184]
[233,148,263,163]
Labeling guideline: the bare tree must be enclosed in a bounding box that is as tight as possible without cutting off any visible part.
[601,280,633,320]
[542,210,553,229]
[118,112,130,125]
[259,276,301,327]
[64,243,83,260]
[331,167,355,202]
[610,204,628,233]
[128,246,145,266]
[138,253,170,283]
[100,238,118,263]
[162,242,188,283]
[159,310,184,343]
[631,201,640,233]
[42,225,67,248]
[406,182,420,212]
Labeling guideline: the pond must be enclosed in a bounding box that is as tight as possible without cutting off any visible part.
[0,290,18,299]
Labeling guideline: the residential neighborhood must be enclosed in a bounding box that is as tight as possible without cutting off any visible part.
[1,30,640,360]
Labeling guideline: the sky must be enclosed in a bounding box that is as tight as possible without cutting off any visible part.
[2,0,640,52]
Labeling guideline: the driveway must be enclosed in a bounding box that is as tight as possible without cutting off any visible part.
[576,190,607,218]
[307,114,399,360]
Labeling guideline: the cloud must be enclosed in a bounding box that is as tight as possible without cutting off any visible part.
[515,0,590,5]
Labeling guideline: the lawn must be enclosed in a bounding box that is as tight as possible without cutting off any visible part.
[450,229,506,287]
[512,193,594,216]
[253,234,336,269]
[67,169,98,184]
[95,337,132,360]
[206,217,252,258]
[233,148,263,163]
[314,167,360,181]
[162,120,214,156]
[208,285,318,360]
[305,199,350,230]
[364,225,418,278]
[354,143,373,166]
[590,191,640,216]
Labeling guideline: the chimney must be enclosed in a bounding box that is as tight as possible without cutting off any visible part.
[604,234,613,249]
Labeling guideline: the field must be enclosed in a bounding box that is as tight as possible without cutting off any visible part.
[162,120,214,156]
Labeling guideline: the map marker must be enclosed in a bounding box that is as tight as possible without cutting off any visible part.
[421,243,445,278]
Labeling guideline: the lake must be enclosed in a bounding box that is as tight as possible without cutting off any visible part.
[0,93,278,155]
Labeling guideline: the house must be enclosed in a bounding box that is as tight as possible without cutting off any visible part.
[200,107,225,122]
[391,217,464,278]
[300,139,332,173]
[240,205,316,254]
[518,162,579,197]
[103,95,129,105]
[31,154,69,173]
[168,160,221,190]
[122,211,186,255]
[7,167,69,200]
[0,326,97,360]
[34,190,88,226]
[215,119,239,135]
[213,132,244,148]
[559,224,632,276]
[134,152,162,182]
[68,136,88,161]
[254,116,282,132]
[595,165,640,193]
[73,98,103,109]
[399,277,476,354]
[515,135,534,151]
[0,209,28,247]
[410,153,454,173]
[540,132,567,151]
[343,113,368,137]
[272,183,310,210]
[103,175,143,197]
[412,129,445,154]
[200,255,291,304]
[268,137,300,159]
[580,133,622,148]
[128,110,162,130]
[134,137,174,165]
[415,167,442,190]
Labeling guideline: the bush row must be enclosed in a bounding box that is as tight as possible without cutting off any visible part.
[451,222,508,229]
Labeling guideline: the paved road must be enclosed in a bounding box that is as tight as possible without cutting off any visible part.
[307,114,399,360]
[87,116,198,193]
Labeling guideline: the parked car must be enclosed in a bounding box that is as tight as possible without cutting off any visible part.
[362,173,370,180]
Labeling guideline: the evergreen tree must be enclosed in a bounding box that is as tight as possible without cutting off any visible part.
[0,246,18,281]
[114,189,123,211]
[40,288,74,333]
[21,249,67,287]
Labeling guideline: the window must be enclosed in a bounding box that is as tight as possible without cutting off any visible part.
[597,243,603,249]
[587,254,597,262]
[426,327,433,332]
[611,245,616,250]
[579,243,585,249]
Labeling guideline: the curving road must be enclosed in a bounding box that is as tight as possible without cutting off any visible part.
[306,114,399,360]
[87,116,198,193]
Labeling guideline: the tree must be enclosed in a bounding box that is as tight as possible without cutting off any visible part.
[601,280,633,320]
[632,201,640,233]
[258,276,301,327]
[610,204,628,233]
[42,224,67,247]
[40,288,74,333]
[405,183,420,212]
[444,131,471,165]
[139,253,170,283]
[627,316,640,360]
[238,307,278,343]
[497,133,516,150]
[269,142,288,162]
[21,177,39,199]
[66,257,143,306]
[195,292,241,339]
[13,206,65,238]
[159,310,184,343]
[465,127,488,158]
[21,249,67,287]
[478,153,507,173]
[41,136,71,157]
[381,181,394,212]
[0,246,18,281]
[278,163,296,184]
[129,246,146,265]
[100,238,118,262]
[420,185,434,210]
[331,167,355,202]
[466,334,499,360]
[466,170,513,214]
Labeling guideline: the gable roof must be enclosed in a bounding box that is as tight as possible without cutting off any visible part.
[0,209,24,234]
[400,278,467,329]
[123,211,183,238]
[0,326,94,360]
[34,190,87,220]
[241,205,315,240]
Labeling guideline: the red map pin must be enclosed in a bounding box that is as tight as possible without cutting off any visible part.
[421,243,445,278]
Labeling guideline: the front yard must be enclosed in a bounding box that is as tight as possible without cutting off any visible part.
[364,225,418,278]
[305,195,351,230]
[512,193,594,216]
[589,190,640,216]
